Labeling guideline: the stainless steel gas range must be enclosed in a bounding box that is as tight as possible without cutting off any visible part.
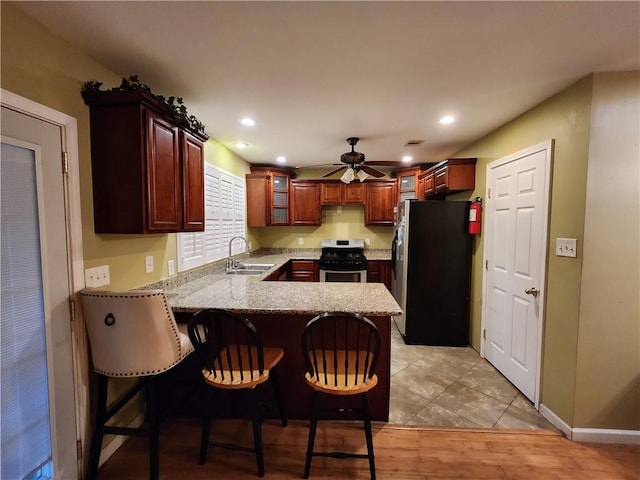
[318,239,367,283]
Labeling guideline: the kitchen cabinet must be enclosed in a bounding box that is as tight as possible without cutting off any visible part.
[320,181,365,205]
[246,166,296,227]
[427,158,476,197]
[289,260,319,282]
[367,260,392,292]
[394,166,427,202]
[290,181,321,226]
[422,171,435,197]
[82,90,208,233]
[364,180,397,226]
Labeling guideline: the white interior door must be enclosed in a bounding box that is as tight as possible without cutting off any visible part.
[1,106,78,479]
[482,140,552,404]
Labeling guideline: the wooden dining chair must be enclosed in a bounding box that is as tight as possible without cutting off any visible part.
[187,308,287,477]
[301,311,381,479]
[79,288,194,480]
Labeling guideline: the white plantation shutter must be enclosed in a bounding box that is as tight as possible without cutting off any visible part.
[178,164,246,271]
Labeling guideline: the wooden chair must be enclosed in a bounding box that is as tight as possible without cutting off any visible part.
[301,312,381,479]
[187,308,287,477]
[79,288,194,480]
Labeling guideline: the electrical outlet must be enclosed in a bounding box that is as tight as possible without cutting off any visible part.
[556,238,577,258]
[167,260,175,276]
[365,238,371,246]
[298,237,304,245]
[85,265,110,287]
[337,206,342,213]
[145,255,154,273]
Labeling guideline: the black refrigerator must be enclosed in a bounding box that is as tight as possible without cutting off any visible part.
[391,200,472,346]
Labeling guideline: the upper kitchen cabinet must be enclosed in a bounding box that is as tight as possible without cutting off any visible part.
[365,180,397,226]
[393,166,430,202]
[246,166,296,227]
[82,90,208,234]
[320,181,365,205]
[290,181,321,226]
[421,158,477,198]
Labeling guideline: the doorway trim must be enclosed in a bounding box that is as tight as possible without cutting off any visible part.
[1,88,86,472]
[480,139,554,408]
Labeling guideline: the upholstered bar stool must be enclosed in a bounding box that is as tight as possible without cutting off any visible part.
[301,312,381,480]
[79,288,194,480]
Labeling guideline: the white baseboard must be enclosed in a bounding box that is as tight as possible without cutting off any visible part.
[572,428,640,445]
[98,413,145,467]
[540,403,640,445]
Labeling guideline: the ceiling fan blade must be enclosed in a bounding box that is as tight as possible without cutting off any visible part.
[360,165,386,178]
[362,161,405,166]
[323,166,347,178]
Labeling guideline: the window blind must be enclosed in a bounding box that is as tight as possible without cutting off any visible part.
[1,143,53,480]
[178,164,246,271]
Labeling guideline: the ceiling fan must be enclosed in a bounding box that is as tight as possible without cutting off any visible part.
[322,137,402,183]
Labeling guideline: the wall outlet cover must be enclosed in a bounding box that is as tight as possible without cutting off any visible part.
[145,255,154,273]
[167,259,175,276]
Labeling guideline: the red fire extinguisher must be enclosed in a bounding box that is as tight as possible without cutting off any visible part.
[469,197,482,235]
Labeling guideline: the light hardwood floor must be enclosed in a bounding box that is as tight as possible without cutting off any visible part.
[97,418,639,479]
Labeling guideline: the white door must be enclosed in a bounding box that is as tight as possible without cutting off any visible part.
[1,106,78,479]
[482,140,553,404]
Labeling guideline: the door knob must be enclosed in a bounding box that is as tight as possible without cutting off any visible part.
[525,287,539,297]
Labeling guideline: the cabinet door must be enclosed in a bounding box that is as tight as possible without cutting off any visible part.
[320,182,343,205]
[434,166,448,193]
[291,182,321,225]
[289,260,318,282]
[398,172,417,201]
[246,173,269,227]
[424,172,435,197]
[146,112,181,232]
[270,173,290,225]
[344,182,365,204]
[365,181,397,226]
[181,132,205,231]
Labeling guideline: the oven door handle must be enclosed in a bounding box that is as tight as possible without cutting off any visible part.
[391,230,398,279]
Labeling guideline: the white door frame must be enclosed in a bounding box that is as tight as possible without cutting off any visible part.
[1,89,87,473]
[480,139,553,407]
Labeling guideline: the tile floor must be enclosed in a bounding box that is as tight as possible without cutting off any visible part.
[389,323,558,431]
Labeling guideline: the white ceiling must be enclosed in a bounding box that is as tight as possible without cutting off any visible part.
[14,1,640,170]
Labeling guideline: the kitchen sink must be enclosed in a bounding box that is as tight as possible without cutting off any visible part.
[225,263,275,275]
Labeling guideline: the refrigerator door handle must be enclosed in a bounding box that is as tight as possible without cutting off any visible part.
[391,230,398,279]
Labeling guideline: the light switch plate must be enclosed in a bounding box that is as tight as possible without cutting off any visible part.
[298,237,304,245]
[167,260,175,276]
[145,255,154,273]
[556,238,577,257]
[85,265,110,287]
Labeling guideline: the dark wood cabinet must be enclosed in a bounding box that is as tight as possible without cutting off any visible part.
[246,166,296,227]
[289,260,319,282]
[425,158,476,197]
[367,260,392,292]
[82,90,207,234]
[320,181,365,205]
[365,180,397,226]
[394,167,427,203]
[290,181,321,226]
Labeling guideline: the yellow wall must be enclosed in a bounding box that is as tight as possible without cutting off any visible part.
[451,76,594,425]
[1,3,252,291]
[574,71,640,430]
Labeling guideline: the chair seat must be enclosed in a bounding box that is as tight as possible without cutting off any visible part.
[202,346,283,389]
[303,349,378,395]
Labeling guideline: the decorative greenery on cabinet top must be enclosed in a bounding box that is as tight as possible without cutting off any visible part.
[81,75,207,138]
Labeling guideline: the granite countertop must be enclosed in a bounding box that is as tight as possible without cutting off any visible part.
[161,251,401,316]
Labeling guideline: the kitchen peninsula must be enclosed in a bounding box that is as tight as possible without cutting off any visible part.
[158,253,401,421]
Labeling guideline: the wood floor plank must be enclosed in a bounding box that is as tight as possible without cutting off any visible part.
[95,419,639,480]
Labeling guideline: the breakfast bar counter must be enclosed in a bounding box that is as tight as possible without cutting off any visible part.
[156,253,401,421]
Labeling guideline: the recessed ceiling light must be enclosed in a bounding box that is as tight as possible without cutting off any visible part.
[402,156,413,163]
[234,142,249,149]
[440,115,455,125]
[276,156,286,164]
[240,118,255,127]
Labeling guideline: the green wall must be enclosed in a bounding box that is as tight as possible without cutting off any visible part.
[1,3,252,290]
[452,75,631,429]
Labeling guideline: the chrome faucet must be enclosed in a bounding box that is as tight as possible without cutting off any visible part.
[227,236,248,270]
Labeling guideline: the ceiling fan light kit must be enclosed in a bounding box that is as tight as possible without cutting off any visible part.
[324,137,400,182]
